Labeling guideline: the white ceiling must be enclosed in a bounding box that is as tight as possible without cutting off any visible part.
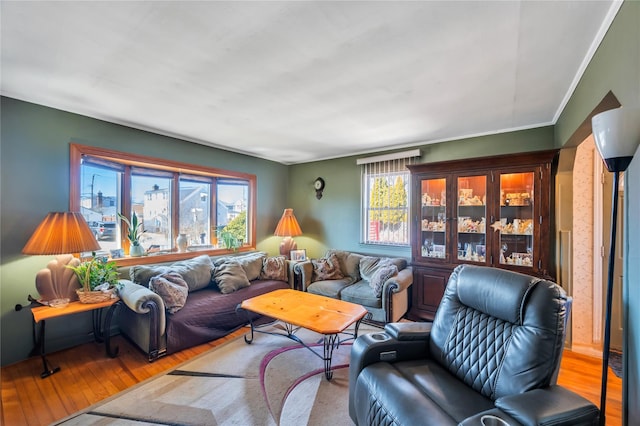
[0,1,620,164]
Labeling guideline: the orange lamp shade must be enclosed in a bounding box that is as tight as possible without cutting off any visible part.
[22,212,101,255]
[274,208,302,237]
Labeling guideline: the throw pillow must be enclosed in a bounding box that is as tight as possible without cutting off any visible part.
[327,250,362,282]
[129,254,214,291]
[368,263,398,297]
[260,256,288,281]
[359,256,384,282]
[149,271,189,314]
[311,253,344,282]
[234,252,267,281]
[212,258,251,294]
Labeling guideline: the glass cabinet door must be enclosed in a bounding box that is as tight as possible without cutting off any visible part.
[456,175,487,262]
[420,178,447,259]
[499,172,534,267]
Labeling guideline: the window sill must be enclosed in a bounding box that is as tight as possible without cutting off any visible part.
[111,246,255,267]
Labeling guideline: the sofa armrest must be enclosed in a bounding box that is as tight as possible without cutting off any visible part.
[382,266,413,294]
[293,260,313,292]
[285,260,297,289]
[348,329,430,420]
[117,279,166,338]
[495,386,599,426]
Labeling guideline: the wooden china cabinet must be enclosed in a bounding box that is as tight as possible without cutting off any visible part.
[407,150,558,321]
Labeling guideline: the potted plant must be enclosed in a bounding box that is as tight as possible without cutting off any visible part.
[118,212,145,257]
[218,229,239,251]
[67,254,121,303]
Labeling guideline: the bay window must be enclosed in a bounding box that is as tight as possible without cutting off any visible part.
[70,143,256,264]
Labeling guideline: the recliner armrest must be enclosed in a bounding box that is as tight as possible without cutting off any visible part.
[458,408,520,426]
[495,386,599,426]
[348,330,430,420]
[385,321,431,340]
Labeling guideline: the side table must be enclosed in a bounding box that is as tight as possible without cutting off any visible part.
[30,298,122,378]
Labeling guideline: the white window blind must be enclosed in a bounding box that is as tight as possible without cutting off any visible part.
[359,150,419,246]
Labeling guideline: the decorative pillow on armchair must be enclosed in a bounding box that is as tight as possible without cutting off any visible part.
[368,262,398,297]
[260,256,288,281]
[149,271,189,314]
[212,258,251,294]
[312,253,345,282]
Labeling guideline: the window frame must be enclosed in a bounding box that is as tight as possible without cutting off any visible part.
[361,164,411,247]
[70,143,257,266]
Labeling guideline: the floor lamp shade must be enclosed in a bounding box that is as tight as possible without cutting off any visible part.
[274,208,302,258]
[592,107,640,172]
[22,212,100,255]
[591,106,640,426]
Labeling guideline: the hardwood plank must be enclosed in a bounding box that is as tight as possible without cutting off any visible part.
[1,330,622,426]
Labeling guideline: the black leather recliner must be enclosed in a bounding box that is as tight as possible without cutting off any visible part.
[349,264,600,425]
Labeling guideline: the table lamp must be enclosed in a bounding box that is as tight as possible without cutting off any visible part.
[591,106,640,426]
[274,208,302,259]
[22,212,101,304]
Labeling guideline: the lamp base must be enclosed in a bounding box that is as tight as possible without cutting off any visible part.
[36,254,82,302]
[279,237,297,259]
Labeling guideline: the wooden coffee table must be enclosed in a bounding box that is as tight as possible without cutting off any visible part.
[238,289,369,380]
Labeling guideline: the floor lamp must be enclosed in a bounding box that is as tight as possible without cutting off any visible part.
[591,107,640,426]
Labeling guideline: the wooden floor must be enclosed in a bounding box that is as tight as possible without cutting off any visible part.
[1,330,623,426]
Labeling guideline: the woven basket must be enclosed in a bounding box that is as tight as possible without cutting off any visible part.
[76,288,114,304]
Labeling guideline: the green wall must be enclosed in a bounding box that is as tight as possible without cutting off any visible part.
[554,1,639,423]
[288,126,555,259]
[0,97,289,366]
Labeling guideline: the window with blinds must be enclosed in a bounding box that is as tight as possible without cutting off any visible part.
[359,150,419,246]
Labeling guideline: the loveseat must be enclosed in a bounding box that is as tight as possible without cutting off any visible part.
[294,249,412,323]
[116,252,294,361]
[349,264,599,426]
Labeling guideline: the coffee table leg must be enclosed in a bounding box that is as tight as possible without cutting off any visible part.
[244,317,255,344]
[323,334,339,380]
[236,304,255,343]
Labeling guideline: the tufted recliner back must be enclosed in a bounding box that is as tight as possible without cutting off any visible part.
[429,264,568,401]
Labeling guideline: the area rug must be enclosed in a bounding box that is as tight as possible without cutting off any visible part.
[56,322,380,425]
[609,350,622,378]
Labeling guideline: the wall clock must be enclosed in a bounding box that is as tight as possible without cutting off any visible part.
[314,177,325,199]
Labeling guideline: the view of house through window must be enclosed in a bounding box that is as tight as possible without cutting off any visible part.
[81,162,121,252]
[134,172,174,251]
[72,144,255,259]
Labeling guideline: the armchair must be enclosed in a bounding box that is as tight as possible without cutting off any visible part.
[349,264,599,425]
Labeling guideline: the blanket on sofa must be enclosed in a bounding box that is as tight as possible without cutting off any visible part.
[165,280,290,352]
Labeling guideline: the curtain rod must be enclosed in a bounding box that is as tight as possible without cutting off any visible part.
[356,149,421,165]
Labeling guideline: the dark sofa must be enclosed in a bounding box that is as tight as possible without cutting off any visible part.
[349,264,599,425]
[116,252,294,361]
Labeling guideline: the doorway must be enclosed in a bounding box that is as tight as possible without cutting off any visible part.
[558,135,624,356]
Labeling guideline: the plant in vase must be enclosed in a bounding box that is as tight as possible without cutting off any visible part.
[66,254,121,303]
[118,212,145,257]
[218,230,239,251]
